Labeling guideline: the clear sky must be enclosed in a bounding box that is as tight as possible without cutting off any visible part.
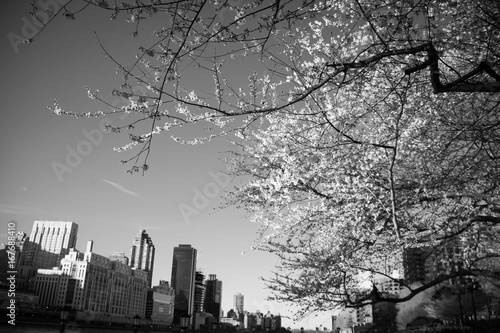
[0,1,332,329]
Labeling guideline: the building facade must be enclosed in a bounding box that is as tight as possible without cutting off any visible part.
[194,271,206,313]
[30,220,78,269]
[171,244,197,324]
[109,251,129,265]
[204,274,222,322]
[34,240,148,323]
[146,280,175,326]
[233,292,244,314]
[129,229,155,288]
[13,232,39,291]
[0,232,29,289]
[34,268,63,308]
[242,312,282,331]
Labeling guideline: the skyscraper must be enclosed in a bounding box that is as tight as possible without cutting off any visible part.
[29,220,78,269]
[204,274,223,322]
[129,229,155,288]
[194,271,206,313]
[234,292,244,314]
[171,244,197,324]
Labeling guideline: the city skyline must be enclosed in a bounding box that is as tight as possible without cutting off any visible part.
[4,220,262,311]
[4,221,267,319]
[0,1,332,329]
[2,222,289,329]
[1,217,332,328]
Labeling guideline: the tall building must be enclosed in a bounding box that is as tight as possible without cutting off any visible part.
[194,271,206,313]
[129,229,155,288]
[204,274,223,322]
[30,221,78,269]
[171,244,197,324]
[234,292,244,314]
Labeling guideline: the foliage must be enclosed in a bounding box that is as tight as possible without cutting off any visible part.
[32,0,500,317]
[373,301,398,332]
[224,0,500,314]
[425,285,491,324]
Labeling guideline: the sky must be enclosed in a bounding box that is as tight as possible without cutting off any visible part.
[0,1,332,329]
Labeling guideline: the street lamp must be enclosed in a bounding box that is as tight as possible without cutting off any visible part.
[180,313,191,333]
[59,306,70,333]
[133,314,141,333]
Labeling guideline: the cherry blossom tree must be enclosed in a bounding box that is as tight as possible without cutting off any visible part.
[220,0,500,314]
[32,0,500,314]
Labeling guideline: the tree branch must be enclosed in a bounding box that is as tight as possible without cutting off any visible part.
[405,43,500,93]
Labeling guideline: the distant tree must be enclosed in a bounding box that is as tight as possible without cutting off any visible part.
[31,0,500,316]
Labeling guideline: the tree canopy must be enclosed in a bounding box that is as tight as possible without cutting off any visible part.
[32,0,500,315]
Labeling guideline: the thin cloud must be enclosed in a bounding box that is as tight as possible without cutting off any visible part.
[102,179,140,197]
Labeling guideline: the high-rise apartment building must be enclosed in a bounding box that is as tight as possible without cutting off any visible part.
[204,274,223,322]
[29,220,78,269]
[234,292,244,314]
[171,244,197,324]
[129,229,155,288]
